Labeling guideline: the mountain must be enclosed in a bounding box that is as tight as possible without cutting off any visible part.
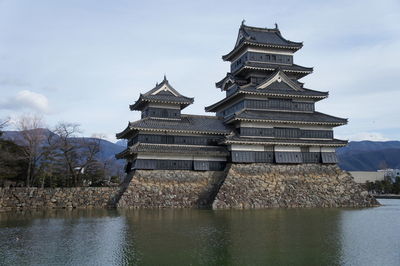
[115,139,127,147]
[2,130,399,172]
[337,141,400,171]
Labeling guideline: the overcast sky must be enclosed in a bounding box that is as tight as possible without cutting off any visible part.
[0,0,399,142]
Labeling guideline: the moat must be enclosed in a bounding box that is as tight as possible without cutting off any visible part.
[0,199,398,265]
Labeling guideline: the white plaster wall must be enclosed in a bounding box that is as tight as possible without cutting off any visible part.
[148,103,180,109]
[321,147,335,153]
[309,146,321,152]
[231,144,265,151]
[274,145,301,152]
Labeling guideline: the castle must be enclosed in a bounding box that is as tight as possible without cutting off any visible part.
[116,22,347,171]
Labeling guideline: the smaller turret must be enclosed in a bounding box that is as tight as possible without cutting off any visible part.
[129,76,194,119]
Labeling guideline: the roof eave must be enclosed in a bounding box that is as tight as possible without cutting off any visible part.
[222,41,302,61]
[224,139,348,147]
[205,92,242,112]
[129,98,194,111]
[130,127,231,135]
[227,117,347,126]
[116,124,134,139]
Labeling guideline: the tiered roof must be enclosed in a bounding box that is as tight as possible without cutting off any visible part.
[116,142,229,159]
[206,70,329,112]
[224,134,348,147]
[129,76,194,110]
[222,23,303,61]
[224,110,347,126]
[116,114,231,139]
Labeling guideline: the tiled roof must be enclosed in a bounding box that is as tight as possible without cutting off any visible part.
[116,115,232,139]
[223,24,303,61]
[240,24,302,48]
[225,135,348,147]
[130,94,194,110]
[226,110,347,125]
[240,85,328,97]
[129,77,194,110]
[205,87,328,112]
[115,143,229,159]
[236,62,313,74]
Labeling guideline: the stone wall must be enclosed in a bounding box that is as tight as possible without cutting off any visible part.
[0,164,379,211]
[117,170,227,208]
[213,164,378,208]
[0,187,119,211]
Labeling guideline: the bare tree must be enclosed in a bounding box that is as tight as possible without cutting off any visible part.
[0,117,9,133]
[51,122,81,186]
[15,115,46,187]
[51,122,101,186]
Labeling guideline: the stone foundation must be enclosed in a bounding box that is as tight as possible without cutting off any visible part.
[213,164,378,208]
[117,170,227,208]
[0,187,119,211]
[0,164,379,211]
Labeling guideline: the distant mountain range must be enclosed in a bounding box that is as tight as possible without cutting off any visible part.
[2,130,399,171]
[337,141,400,171]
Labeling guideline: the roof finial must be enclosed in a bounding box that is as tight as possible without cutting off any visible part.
[241,19,246,26]
[275,23,279,30]
[163,74,167,81]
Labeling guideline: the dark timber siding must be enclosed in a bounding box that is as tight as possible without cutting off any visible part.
[275,152,303,163]
[130,134,222,146]
[231,52,293,73]
[142,107,181,119]
[240,127,333,139]
[302,152,321,163]
[231,151,333,164]
[220,99,315,117]
[321,152,338,163]
[132,159,226,171]
[245,99,315,112]
[232,151,274,163]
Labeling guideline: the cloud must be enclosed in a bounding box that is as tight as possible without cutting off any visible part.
[346,132,390,142]
[0,90,50,113]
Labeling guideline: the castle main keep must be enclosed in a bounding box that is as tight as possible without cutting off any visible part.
[115,23,376,209]
[116,22,347,171]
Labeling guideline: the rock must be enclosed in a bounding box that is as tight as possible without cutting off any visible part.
[214,164,377,208]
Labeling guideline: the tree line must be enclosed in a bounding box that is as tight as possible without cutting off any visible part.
[366,177,400,195]
[0,116,122,188]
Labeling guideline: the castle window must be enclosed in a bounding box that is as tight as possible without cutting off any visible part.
[272,55,276,61]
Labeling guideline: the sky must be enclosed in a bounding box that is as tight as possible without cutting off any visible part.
[0,0,399,142]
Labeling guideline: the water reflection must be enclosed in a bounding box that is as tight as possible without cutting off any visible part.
[0,200,398,265]
[118,208,343,265]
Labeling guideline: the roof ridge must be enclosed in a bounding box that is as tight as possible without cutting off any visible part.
[181,114,220,119]
[242,24,280,33]
[313,111,348,121]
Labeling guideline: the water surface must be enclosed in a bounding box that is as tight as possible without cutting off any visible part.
[0,199,399,265]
